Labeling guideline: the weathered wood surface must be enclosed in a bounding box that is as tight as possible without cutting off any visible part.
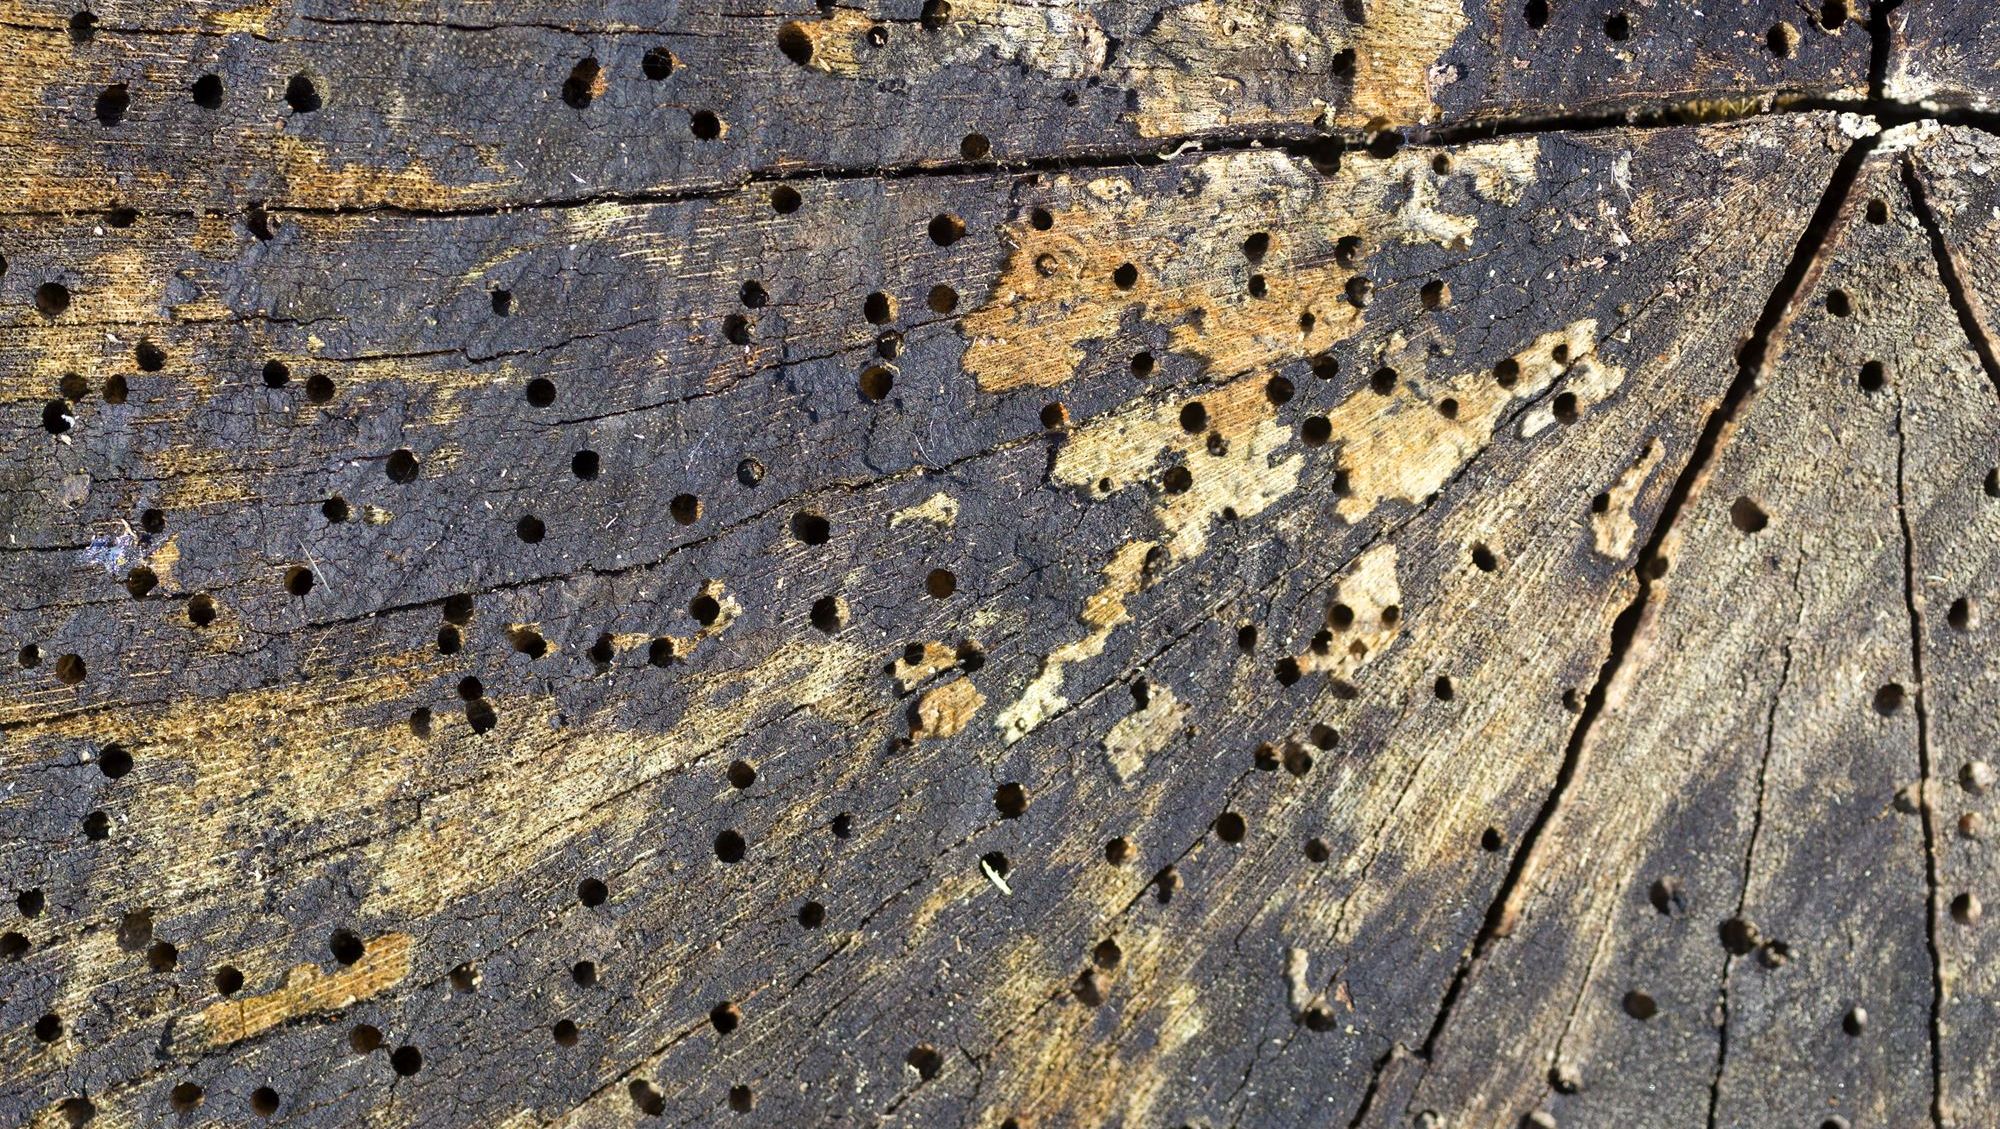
[1368,134,1974,1129]
[3,2,2000,1128]
[0,0,1876,211]
[1899,123,2000,1127]
[1888,4,2000,114]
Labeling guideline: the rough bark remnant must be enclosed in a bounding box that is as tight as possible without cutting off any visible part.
[1,2,1997,1127]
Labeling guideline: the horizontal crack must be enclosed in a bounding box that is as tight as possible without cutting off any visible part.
[8,93,2000,224]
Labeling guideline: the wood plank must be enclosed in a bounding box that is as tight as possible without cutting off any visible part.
[0,0,1873,211]
[0,110,1846,1125]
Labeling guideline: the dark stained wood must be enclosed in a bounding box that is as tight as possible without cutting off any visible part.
[1,3,1994,1128]
[1890,3,2000,114]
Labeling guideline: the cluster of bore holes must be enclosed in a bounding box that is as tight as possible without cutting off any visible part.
[554,54,718,137]
[726,214,960,367]
[89,50,719,136]
[114,908,180,973]
[415,592,503,735]
[1252,730,1326,778]
[1272,602,1401,687]
[1515,0,1845,51]
[89,71,321,122]
[340,1020,426,1083]
[36,358,164,431]
[776,0,953,67]
[44,56,1853,1108]
[250,352,332,406]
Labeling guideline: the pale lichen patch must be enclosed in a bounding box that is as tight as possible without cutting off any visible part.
[995,540,1154,744]
[181,932,413,1050]
[911,676,986,741]
[1300,543,1402,681]
[1331,319,1611,521]
[779,1,1107,80]
[1520,353,1628,437]
[1283,946,1315,1013]
[963,142,1538,393]
[1123,0,1470,137]
[1054,369,1304,558]
[1103,684,1188,782]
[1592,439,1664,560]
[889,491,960,529]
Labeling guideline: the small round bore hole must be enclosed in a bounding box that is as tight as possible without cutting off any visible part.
[385,449,420,482]
[925,568,957,599]
[284,73,321,113]
[715,829,746,862]
[994,782,1027,818]
[95,83,130,126]
[928,214,966,246]
[560,57,602,108]
[1729,497,1768,534]
[810,595,845,633]
[790,512,831,545]
[906,1044,944,1080]
[251,1087,280,1117]
[859,365,895,401]
[35,282,71,317]
[329,929,364,965]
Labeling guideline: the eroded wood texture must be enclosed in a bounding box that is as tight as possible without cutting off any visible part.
[1900,124,2000,1127]
[0,0,1874,211]
[2,2,1998,1128]
[1370,142,1960,1129]
[1889,1,2000,113]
